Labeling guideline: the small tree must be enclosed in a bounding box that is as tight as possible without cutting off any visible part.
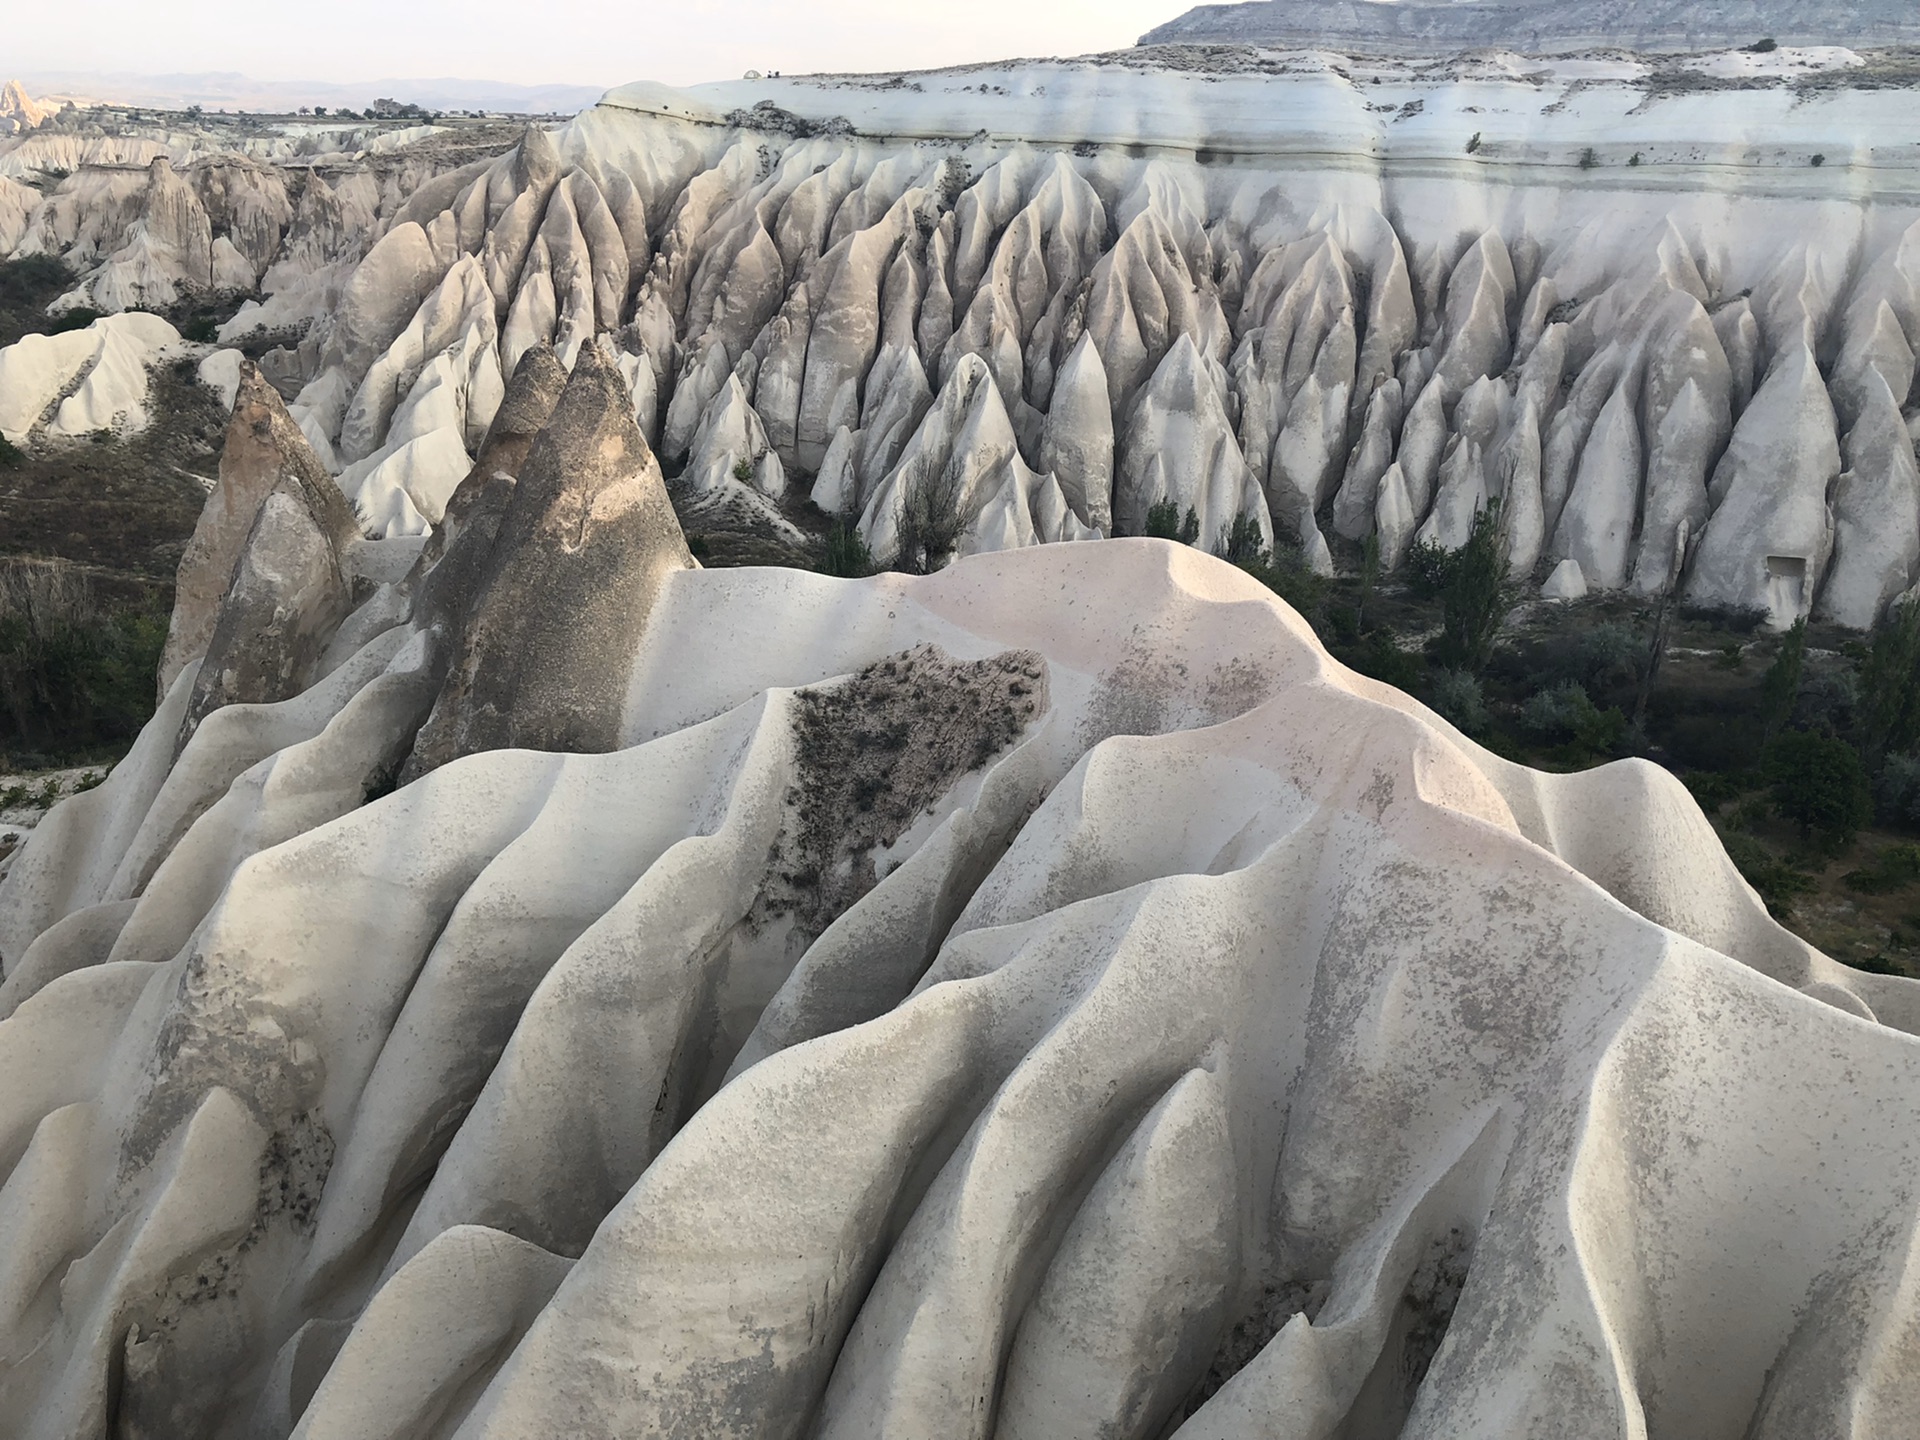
[1216,511,1267,566]
[1357,530,1381,631]
[1857,597,1920,761]
[1769,728,1871,851]
[1145,500,1201,545]
[894,470,962,574]
[819,517,873,577]
[1761,617,1807,741]
[1435,502,1510,674]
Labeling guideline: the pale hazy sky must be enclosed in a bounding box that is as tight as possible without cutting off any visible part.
[12,1,1180,88]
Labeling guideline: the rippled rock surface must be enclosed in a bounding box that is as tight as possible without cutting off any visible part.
[2,346,1920,1437]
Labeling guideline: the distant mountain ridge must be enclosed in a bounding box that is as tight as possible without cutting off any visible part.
[12,70,608,115]
[1140,0,1920,54]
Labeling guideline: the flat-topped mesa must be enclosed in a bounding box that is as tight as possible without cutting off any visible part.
[1140,0,1920,54]
[401,341,696,779]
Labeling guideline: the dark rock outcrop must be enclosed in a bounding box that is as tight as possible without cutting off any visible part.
[176,443,363,750]
[159,363,346,699]
[401,341,696,778]
[407,341,571,617]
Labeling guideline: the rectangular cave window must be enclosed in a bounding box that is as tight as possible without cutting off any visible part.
[1765,554,1807,624]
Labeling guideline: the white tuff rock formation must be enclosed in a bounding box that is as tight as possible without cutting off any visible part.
[1,353,1918,1436]
[10,51,1920,623]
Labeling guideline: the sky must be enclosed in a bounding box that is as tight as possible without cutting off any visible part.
[9,0,1181,90]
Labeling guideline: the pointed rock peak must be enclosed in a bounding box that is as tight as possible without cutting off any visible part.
[223,362,352,523]
[417,342,573,577]
[177,468,357,752]
[514,124,563,191]
[940,351,996,407]
[478,343,570,463]
[1142,333,1216,413]
[402,341,695,778]
[159,357,358,701]
[511,339,669,512]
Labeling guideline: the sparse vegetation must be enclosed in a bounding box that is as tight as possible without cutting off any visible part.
[0,254,79,348]
[818,517,874,578]
[1145,499,1201,545]
[893,471,964,575]
[1578,146,1599,169]
[0,558,167,765]
[1429,668,1489,733]
[1760,616,1807,740]
[1434,503,1510,674]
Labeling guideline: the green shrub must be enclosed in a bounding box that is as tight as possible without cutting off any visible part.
[1856,596,1920,760]
[1810,153,1826,168]
[1465,132,1482,154]
[1844,843,1920,895]
[1682,770,1750,813]
[1792,666,1856,736]
[1877,752,1920,828]
[0,432,23,470]
[1434,502,1510,674]
[732,457,754,483]
[1404,539,1455,598]
[0,254,74,307]
[1568,621,1647,694]
[1347,630,1425,692]
[1428,669,1489,733]
[819,517,874,578]
[1767,727,1871,851]
[1221,517,1327,620]
[48,307,102,335]
[1578,147,1599,169]
[1145,500,1200,545]
[1215,511,1268,567]
[180,313,220,343]
[1748,36,1778,52]
[1760,617,1807,739]
[1520,681,1625,753]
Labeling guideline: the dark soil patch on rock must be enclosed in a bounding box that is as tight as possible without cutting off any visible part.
[765,643,1048,936]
